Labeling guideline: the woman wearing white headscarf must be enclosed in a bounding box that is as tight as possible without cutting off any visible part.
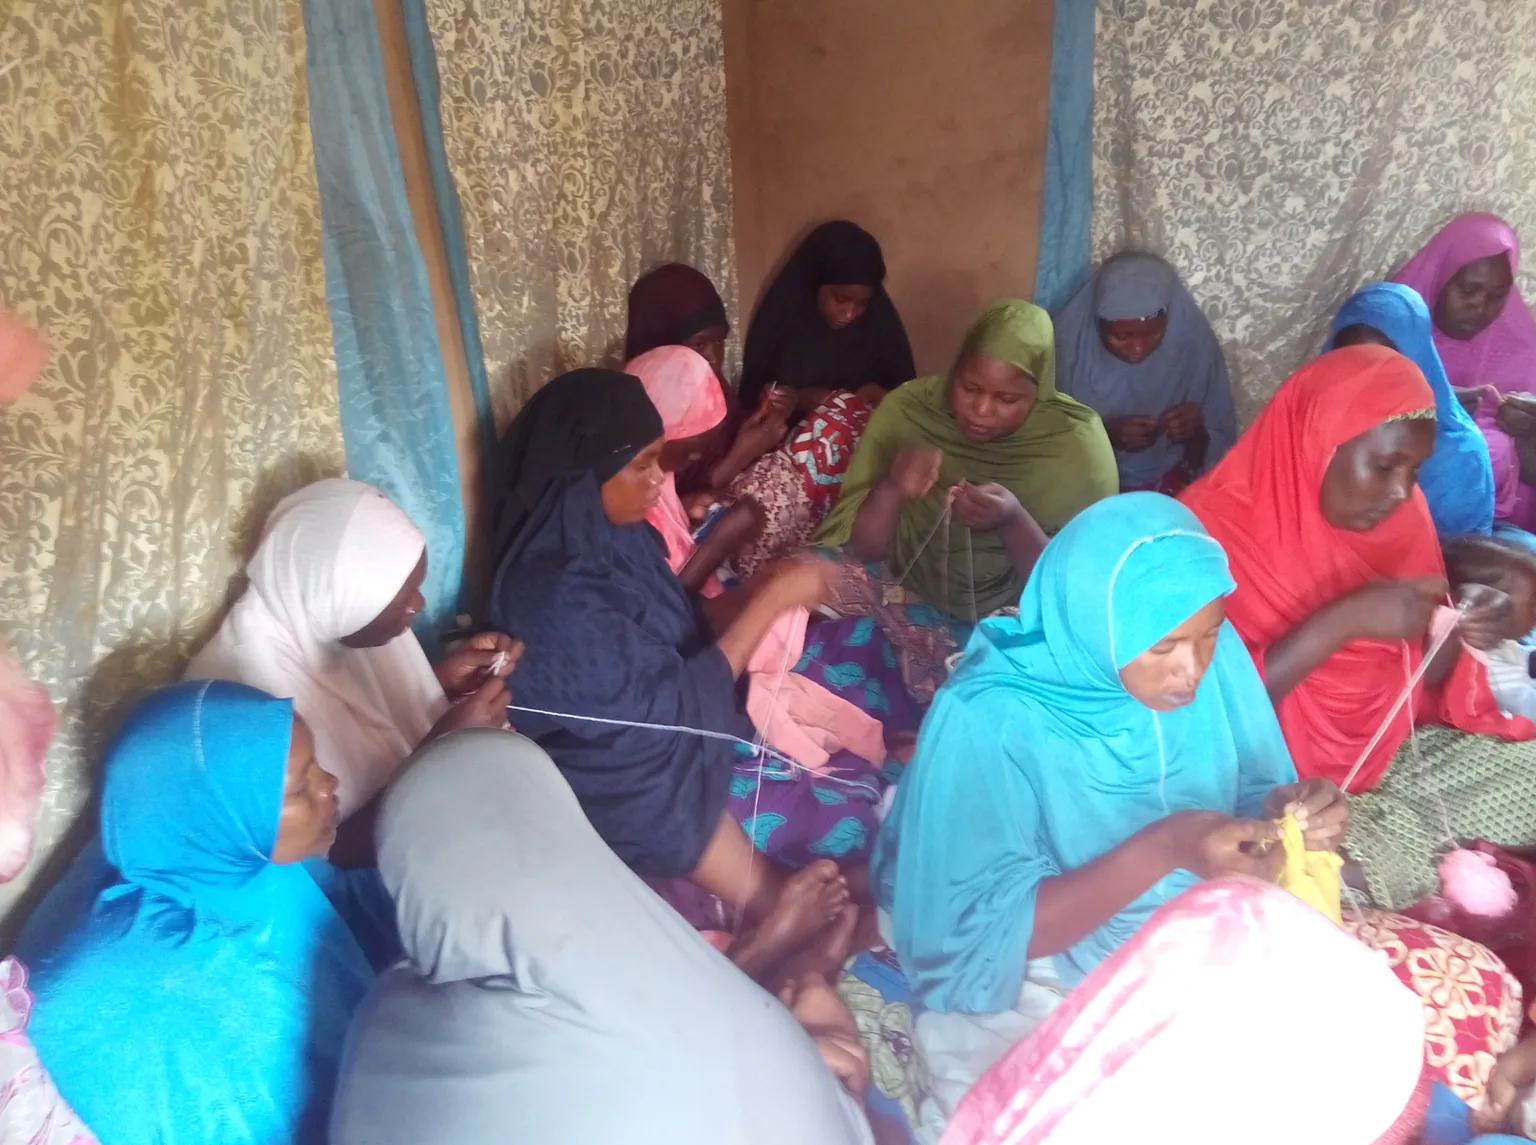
[1054,251,1237,493]
[186,478,518,819]
[330,730,880,1145]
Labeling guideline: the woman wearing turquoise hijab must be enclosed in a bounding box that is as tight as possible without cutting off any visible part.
[1331,281,1495,537]
[15,680,375,1145]
[873,493,1350,1012]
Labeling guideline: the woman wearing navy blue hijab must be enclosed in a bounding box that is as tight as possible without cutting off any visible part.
[15,680,374,1145]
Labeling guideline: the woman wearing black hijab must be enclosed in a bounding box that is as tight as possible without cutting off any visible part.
[739,221,916,412]
[487,369,890,978]
[715,222,916,576]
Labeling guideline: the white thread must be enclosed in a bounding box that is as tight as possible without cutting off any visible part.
[1399,646,1458,851]
[732,632,798,934]
[1336,607,1463,795]
[504,704,875,789]
[891,488,957,586]
[940,501,952,618]
[965,524,978,627]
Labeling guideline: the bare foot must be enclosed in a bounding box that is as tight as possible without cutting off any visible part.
[781,903,859,982]
[728,861,849,982]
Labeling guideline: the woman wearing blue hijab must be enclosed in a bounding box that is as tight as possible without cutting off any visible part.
[15,680,374,1145]
[1331,281,1495,537]
[873,493,1349,1015]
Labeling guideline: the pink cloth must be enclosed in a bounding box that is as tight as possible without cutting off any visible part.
[1394,214,1536,527]
[0,645,55,882]
[742,605,885,771]
[942,879,1426,1145]
[0,309,48,404]
[0,958,96,1143]
[627,346,885,771]
[626,346,729,575]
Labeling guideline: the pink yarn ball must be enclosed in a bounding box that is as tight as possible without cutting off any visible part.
[1439,848,1519,918]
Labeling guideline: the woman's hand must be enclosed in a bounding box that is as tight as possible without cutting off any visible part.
[1340,577,1446,643]
[1160,402,1205,444]
[1262,779,1349,852]
[681,488,719,524]
[736,400,790,461]
[952,481,1023,533]
[1454,387,1485,417]
[1474,1037,1536,1135]
[1456,582,1517,651]
[854,382,887,408]
[1498,392,1536,439]
[766,556,840,611]
[436,632,523,700]
[428,675,511,737]
[884,443,944,502]
[762,385,796,419]
[1163,810,1284,882]
[702,498,764,560]
[1106,414,1160,452]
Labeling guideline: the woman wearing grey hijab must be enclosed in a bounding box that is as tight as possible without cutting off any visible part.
[1053,251,1238,492]
[330,730,876,1145]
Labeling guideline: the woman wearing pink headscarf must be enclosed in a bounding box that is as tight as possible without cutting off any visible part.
[624,345,759,595]
[1392,213,1536,531]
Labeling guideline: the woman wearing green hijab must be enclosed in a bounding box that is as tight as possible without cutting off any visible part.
[817,300,1116,624]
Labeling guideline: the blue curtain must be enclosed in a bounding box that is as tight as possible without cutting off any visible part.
[399,0,497,486]
[302,0,465,650]
[1034,0,1097,315]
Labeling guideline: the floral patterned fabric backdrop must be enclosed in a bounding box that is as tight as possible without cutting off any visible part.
[425,0,737,425]
[1092,0,1536,421]
[0,0,343,915]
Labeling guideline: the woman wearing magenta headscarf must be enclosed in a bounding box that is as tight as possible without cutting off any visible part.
[1393,213,1536,531]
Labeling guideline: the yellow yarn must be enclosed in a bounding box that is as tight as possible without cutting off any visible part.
[1276,813,1344,924]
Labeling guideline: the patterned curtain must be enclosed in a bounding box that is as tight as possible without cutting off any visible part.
[0,0,343,911]
[424,0,737,425]
[1092,0,1536,420]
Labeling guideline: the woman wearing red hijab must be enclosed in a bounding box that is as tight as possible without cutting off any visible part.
[1181,344,1536,908]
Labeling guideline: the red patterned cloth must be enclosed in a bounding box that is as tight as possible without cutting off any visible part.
[729,393,874,578]
[1345,909,1523,1105]
[784,392,873,517]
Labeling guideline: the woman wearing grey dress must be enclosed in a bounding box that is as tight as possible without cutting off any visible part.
[330,729,876,1145]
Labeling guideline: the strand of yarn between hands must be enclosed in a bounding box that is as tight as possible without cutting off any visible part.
[1336,601,1465,795]
[1335,601,1518,918]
